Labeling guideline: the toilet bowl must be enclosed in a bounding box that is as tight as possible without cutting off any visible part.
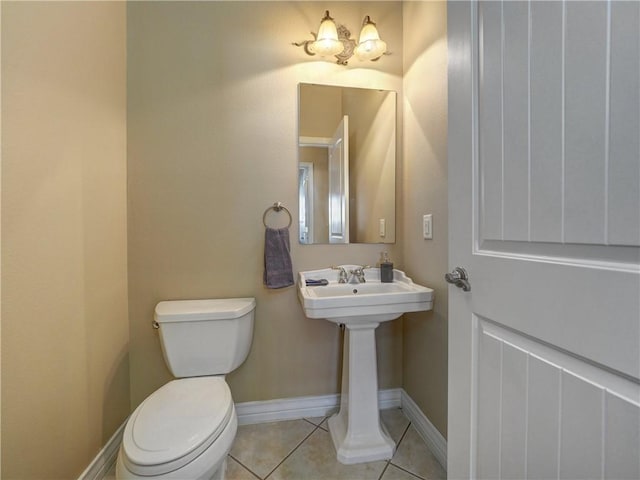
[116,298,255,480]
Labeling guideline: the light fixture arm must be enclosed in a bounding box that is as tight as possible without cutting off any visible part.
[292,32,318,57]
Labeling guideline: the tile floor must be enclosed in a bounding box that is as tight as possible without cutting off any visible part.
[107,408,446,480]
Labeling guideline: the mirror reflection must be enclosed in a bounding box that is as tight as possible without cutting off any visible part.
[298,84,396,244]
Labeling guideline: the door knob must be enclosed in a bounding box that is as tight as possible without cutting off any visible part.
[445,267,471,292]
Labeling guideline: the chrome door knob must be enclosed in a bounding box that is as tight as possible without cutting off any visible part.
[445,267,471,292]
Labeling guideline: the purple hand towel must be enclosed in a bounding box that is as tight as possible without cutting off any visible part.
[263,227,294,289]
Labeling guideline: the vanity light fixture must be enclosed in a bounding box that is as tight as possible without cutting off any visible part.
[293,11,388,66]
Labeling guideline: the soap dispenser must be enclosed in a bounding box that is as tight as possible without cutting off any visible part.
[380,251,394,283]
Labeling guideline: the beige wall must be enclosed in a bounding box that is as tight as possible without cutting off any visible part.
[299,84,343,138]
[1,2,129,478]
[401,1,449,437]
[127,1,404,408]
[345,89,396,243]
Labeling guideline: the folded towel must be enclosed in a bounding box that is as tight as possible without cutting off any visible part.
[263,227,294,289]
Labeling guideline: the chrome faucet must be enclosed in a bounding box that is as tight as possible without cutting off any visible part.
[331,266,349,283]
[349,265,371,284]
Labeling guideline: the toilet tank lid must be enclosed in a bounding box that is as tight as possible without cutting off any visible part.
[155,298,256,323]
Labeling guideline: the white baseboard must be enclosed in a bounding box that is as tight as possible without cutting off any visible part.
[77,421,126,480]
[235,388,402,425]
[83,388,447,479]
[400,390,447,470]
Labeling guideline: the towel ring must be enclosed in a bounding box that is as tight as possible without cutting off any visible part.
[263,202,292,228]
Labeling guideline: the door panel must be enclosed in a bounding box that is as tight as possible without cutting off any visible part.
[448,2,640,478]
[478,1,640,248]
[564,2,608,245]
[609,2,640,246]
[475,318,640,480]
[529,1,563,243]
[526,355,561,479]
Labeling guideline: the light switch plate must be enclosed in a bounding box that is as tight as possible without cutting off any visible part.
[379,218,386,237]
[423,214,433,239]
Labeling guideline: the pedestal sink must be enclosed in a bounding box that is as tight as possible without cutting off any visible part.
[298,266,434,464]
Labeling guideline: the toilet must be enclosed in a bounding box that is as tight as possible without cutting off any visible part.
[116,298,255,480]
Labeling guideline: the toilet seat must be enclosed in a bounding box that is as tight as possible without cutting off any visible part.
[121,377,233,476]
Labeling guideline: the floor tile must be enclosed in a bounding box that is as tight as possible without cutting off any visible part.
[226,455,260,480]
[229,419,315,479]
[380,464,425,480]
[380,408,411,444]
[269,428,388,480]
[391,426,446,480]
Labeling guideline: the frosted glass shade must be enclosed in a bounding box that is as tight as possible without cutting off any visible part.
[354,18,387,61]
[310,12,344,56]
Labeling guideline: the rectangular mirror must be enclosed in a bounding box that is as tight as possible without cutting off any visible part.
[298,83,396,244]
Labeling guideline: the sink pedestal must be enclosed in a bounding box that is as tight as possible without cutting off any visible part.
[328,321,395,464]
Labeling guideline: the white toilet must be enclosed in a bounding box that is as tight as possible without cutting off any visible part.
[116,298,255,480]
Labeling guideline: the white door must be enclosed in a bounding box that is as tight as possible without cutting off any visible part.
[329,115,349,243]
[448,2,640,479]
[299,162,314,243]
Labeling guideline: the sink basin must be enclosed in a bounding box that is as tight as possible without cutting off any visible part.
[298,265,434,324]
[298,266,434,465]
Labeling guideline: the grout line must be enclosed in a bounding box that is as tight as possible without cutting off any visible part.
[379,419,412,480]
[228,454,262,480]
[264,424,321,479]
[396,421,412,447]
[302,417,325,428]
[377,460,392,480]
[388,421,433,480]
[383,422,411,473]
[386,462,427,480]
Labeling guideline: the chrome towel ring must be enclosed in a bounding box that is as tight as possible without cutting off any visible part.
[263,202,292,228]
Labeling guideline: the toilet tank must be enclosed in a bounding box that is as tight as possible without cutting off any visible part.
[154,298,255,378]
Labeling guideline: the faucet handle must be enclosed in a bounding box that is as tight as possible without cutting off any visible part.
[353,265,371,273]
[331,265,349,283]
[351,265,371,282]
